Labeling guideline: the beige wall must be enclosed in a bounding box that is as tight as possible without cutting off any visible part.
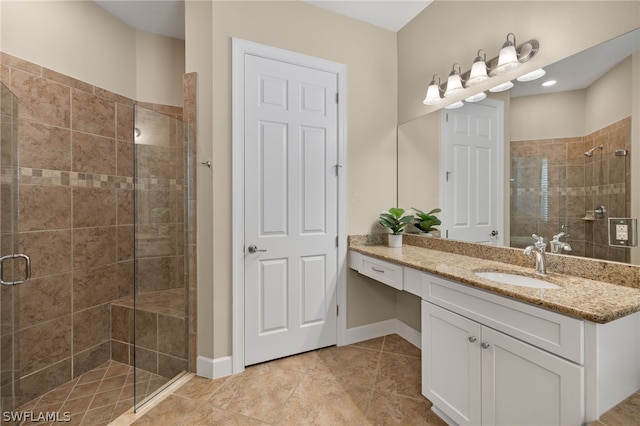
[511,91,586,141]
[185,0,216,363]
[1,0,137,99]
[187,1,398,358]
[1,0,184,106]
[398,1,640,124]
[135,31,186,106]
[585,57,632,134]
[510,57,631,141]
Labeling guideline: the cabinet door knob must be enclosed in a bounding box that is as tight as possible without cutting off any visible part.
[468,336,477,343]
[481,342,490,349]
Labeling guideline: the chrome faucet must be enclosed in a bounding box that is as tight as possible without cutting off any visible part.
[550,232,572,253]
[524,234,547,275]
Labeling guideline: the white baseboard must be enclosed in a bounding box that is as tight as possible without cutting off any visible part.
[196,355,214,379]
[197,320,420,381]
[345,318,421,349]
[196,355,233,379]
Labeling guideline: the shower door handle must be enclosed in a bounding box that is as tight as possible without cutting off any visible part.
[0,253,32,286]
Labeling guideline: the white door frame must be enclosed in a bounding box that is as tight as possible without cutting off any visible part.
[440,98,505,244]
[232,38,347,374]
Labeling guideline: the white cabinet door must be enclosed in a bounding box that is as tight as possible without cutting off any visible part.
[423,301,584,426]
[481,327,584,426]
[422,301,481,426]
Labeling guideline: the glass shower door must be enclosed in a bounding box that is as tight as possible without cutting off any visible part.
[0,82,25,414]
[133,104,190,409]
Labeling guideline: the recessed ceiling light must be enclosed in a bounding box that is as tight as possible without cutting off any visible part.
[542,80,557,87]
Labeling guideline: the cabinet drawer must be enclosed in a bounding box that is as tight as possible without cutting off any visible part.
[360,256,403,290]
[422,272,584,364]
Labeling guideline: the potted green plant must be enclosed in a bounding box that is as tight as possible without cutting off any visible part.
[379,207,413,247]
[413,208,441,236]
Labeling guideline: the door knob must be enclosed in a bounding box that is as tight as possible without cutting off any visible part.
[468,336,477,343]
[481,342,490,349]
[490,230,499,237]
[247,245,267,254]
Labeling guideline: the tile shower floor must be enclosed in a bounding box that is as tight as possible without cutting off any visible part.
[127,333,640,426]
[14,361,169,426]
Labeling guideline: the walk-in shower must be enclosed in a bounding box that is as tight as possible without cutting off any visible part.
[511,117,631,263]
[0,58,193,423]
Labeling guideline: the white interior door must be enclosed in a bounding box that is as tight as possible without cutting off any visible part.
[442,101,502,245]
[243,54,338,366]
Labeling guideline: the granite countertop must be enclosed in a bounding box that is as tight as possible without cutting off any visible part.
[349,241,640,324]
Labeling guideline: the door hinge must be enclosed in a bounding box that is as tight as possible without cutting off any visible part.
[446,113,449,122]
[336,305,339,316]
[336,93,339,104]
[336,236,339,247]
[446,229,449,238]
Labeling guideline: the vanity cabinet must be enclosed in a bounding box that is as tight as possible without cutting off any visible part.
[421,270,640,426]
[348,249,640,425]
[423,301,583,425]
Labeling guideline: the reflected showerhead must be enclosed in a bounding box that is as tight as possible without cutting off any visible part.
[584,144,603,157]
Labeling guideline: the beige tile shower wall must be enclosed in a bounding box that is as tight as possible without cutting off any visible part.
[0,51,135,404]
[510,118,631,263]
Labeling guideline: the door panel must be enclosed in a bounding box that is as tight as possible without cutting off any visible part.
[259,258,288,333]
[244,54,338,366]
[260,121,288,235]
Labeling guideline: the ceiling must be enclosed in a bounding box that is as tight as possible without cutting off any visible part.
[92,1,639,98]
[511,28,640,98]
[92,0,431,39]
[93,0,186,40]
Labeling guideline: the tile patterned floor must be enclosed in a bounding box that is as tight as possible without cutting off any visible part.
[128,333,640,426]
[589,390,640,426]
[131,334,447,425]
[12,361,169,426]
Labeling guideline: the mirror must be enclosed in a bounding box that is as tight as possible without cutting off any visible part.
[398,29,640,264]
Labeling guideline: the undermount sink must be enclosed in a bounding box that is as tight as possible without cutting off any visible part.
[475,271,561,289]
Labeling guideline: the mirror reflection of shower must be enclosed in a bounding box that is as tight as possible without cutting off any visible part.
[584,144,603,157]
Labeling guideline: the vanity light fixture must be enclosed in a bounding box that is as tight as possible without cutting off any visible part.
[421,33,539,107]
[445,101,465,109]
[542,80,557,87]
[489,81,514,92]
[423,74,443,105]
[444,63,464,97]
[465,49,490,87]
[492,33,520,75]
[517,68,546,82]
[464,91,487,102]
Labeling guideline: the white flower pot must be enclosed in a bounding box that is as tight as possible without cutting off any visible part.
[388,234,402,247]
